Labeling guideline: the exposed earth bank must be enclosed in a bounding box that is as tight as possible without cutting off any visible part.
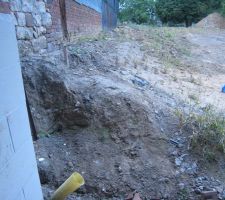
[22,25,225,199]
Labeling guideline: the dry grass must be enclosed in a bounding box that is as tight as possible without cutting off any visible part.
[176,105,225,162]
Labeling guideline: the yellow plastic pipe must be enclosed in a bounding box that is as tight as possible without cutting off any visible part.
[51,172,85,200]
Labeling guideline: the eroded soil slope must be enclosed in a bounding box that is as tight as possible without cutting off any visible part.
[22,26,225,199]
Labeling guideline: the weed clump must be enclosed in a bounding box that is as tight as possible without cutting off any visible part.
[176,105,225,162]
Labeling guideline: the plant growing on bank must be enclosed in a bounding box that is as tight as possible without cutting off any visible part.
[176,105,225,162]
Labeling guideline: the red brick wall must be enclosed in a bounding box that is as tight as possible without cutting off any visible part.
[46,0,63,47]
[0,2,11,14]
[47,0,102,41]
[65,0,102,36]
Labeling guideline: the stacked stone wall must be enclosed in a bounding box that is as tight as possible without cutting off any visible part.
[0,0,103,57]
[0,0,52,56]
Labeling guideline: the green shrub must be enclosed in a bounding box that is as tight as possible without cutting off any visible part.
[176,105,225,162]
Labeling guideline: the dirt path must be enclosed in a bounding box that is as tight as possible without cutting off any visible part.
[186,31,225,111]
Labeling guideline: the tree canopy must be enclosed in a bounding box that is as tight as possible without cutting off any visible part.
[222,0,225,15]
[156,0,208,26]
[119,0,155,24]
[119,0,224,26]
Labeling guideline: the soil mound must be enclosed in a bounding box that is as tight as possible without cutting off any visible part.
[196,12,225,29]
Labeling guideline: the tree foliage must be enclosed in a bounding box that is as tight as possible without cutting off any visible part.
[222,0,225,15]
[119,0,155,24]
[156,0,222,27]
[119,0,225,26]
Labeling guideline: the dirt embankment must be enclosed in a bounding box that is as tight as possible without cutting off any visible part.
[196,12,225,29]
[22,26,225,199]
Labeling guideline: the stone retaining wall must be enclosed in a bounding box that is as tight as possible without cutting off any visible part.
[0,0,103,57]
[0,0,52,56]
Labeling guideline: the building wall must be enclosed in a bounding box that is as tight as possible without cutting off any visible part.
[66,0,102,37]
[76,0,102,13]
[0,13,43,200]
[47,0,102,40]
[45,0,63,51]
[102,0,119,30]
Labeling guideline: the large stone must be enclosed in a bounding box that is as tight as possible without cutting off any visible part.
[10,0,21,11]
[16,27,33,40]
[17,40,32,56]
[12,14,18,26]
[37,26,47,35]
[33,14,42,26]
[41,12,52,27]
[16,12,26,26]
[33,26,47,38]
[25,13,34,27]
[31,36,47,52]
[35,1,46,13]
[21,0,35,12]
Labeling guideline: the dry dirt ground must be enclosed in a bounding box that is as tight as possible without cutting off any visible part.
[22,25,225,200]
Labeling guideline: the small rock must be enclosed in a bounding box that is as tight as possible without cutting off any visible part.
[216,186,224,194]
[175,157,183,166]
[199,186,204,191]
[133,193,142,200]
[195,188,201,194]
[171,150,179,156]
[125,193,134,200]
[31,36,47,52]
[67,161,73,168]
[178,183,185,190]
[220,190,225,199]
[159,177,170,184]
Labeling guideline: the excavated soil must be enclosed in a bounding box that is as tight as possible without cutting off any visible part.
[196,12,225,29]
[22,26,225,199]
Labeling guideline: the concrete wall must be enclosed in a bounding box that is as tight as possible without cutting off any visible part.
[0,13,43,200]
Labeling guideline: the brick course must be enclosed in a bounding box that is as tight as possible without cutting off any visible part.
[47,0,102,41]
[65,0,101,36]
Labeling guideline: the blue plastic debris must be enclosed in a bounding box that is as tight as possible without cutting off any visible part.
[222,85,225,93]
[131,75,149,87]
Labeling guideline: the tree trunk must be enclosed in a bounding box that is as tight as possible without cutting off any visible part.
[185,17,192,27]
